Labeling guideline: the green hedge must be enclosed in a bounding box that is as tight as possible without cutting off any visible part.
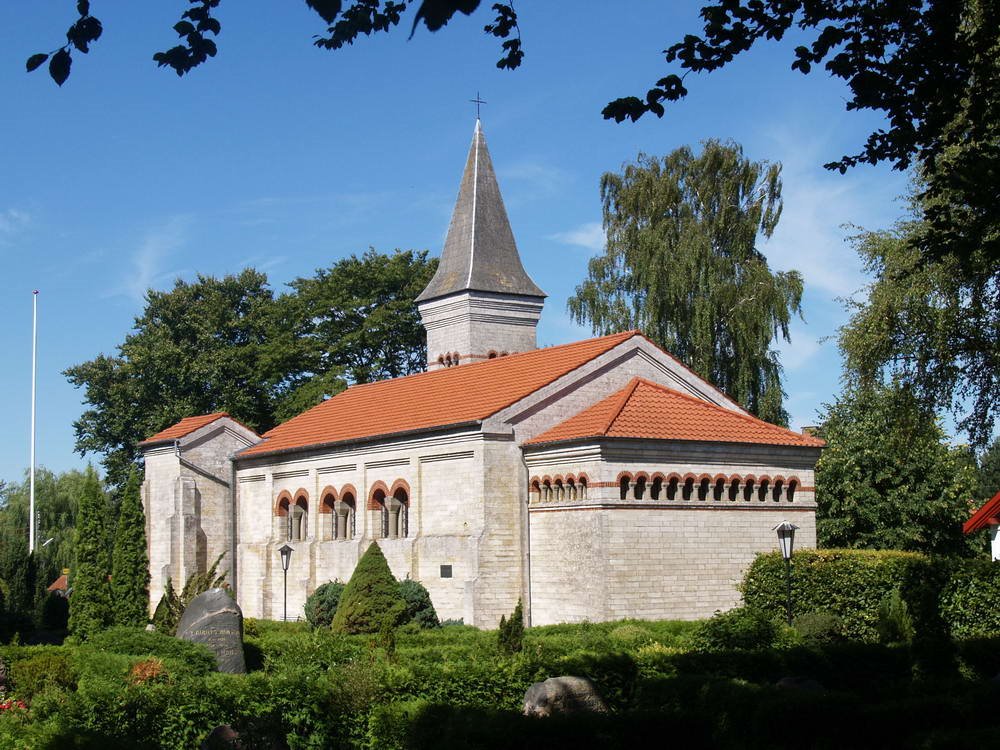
[742,549,1000,643]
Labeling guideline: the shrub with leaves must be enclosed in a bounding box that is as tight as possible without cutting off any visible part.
[399,578,439,629]
[689,607,782,652]
[10,652,77,701]
[304,581,346,629]
[331,543,406,635]
[497,599,524,655]
[151,553,227,636]
[876,589,915,646]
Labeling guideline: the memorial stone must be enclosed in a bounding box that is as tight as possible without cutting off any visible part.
[523,675,608,717]
[177,588,246,674]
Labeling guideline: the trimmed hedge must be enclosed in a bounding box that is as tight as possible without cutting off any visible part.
[743,549,1000,643]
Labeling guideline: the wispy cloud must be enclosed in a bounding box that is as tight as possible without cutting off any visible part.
[499,161,568,201]
[775,323,823,371]
[549,221,605,252]
[106,216,192,302]
[0,208,30,241]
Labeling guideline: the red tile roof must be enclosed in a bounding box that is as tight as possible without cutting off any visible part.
[963,490,1000,534]
[47,574,68,592]
[140,412,231,446]
[526,377,826,449]
[239,331,640,457]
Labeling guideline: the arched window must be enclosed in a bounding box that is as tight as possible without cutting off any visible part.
[772,478,785,502]
[728,477,741,501]
[578,476,588,500]
[619,474,631,500]
[289,492,308,541]
[757,478,771,502]
[487,350,498,359]
[682,477,695,501]
[743,477,756,502]
[336,491,356,540]
[697,477,711,502]
[383,486,409,539]
[320,488,337,541]
[566,477,577,500]
[542,479,552,501]
[529,479,541,503]
[666,476,679,501]
[786,479,798,502]
[713,477,726,502]
[633,475,647,500]
[554,478,564,501]
[650,475,663,501]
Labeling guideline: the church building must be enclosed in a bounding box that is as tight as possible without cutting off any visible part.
[140,121,824,628]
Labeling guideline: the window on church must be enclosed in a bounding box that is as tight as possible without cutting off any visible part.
[650,476,663,500]
[743,478,756,501]
[772,479,785,502]
[786,479,798,502]
[619,475,630,500]
[697,478,710,502]
[713,478,726,501]
[320,492,336,540]
[385,487,409,539]
[290,495,308,541]
[728,478,741,501]
[757,479,770,502]
[633,475,647,500]
[578,476,587,500]
[682,477,694,501]
[336,494,356,539]
[666,476,679,501]
[554,478,564,501]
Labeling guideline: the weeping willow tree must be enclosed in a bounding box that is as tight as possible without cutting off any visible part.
[568,140,803,425]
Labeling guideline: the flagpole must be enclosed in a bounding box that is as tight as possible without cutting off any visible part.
[29,290,38,554]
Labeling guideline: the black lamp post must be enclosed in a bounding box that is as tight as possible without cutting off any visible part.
[278,543,293,622]
[773,521,798,626]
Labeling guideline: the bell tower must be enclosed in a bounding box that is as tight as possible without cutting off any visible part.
[417,120,546,370]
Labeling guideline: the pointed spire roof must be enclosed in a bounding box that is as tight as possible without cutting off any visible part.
[417,120,545,302]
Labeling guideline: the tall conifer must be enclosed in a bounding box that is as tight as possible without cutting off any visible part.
[331,542,406,634]
[69,466,113,639]
[111,467,150,626]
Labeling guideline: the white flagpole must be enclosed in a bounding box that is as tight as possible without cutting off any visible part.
[29,290,38,554]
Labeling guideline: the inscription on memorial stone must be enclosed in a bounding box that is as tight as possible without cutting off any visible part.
[176,588,246,674]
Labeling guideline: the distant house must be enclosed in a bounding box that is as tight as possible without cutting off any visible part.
[964,490,1000,560]
[47,574,69,597]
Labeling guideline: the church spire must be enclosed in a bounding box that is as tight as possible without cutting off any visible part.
[418,120,546,370]
[417,120,545,303]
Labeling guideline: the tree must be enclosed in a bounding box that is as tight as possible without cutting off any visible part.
[839,215,999,448]
[151,553,227,636]
[568,140,802,425]
[815,384,977,556]
[66,252,434,488]
[304,580,346,629]
[975,438,1000,504]
[275,248,438,421]
[497,598,524,655]
[398,577,439,629]
[68,466,113,639]
[331,542,406,634]
[604,1,999,267]
[110,467,150,627]
[65,270,287,488]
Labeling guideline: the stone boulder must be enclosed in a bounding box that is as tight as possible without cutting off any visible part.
[177,588,246,674]
[523,676,608,717]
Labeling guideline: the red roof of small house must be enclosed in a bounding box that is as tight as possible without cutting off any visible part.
[239,331,641,458]
[139,412,232,446]
[47,574,68,592]
[526,377,826,449]
[963,490,1000,534]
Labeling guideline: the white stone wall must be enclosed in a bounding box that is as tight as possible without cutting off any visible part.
[529,504,817,625]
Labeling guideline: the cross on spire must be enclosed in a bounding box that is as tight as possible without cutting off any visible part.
[470,92,487,119]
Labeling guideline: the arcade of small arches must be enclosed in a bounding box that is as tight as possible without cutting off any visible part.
[529,474,590,503]
[272,479,411,542]
[615,472,801,503]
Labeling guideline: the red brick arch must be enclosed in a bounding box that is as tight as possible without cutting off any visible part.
[367,481,390,510]
[319,485,338,513]
[274,491,292,517]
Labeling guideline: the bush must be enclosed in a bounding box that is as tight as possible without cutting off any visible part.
[793,611,845,645]
[331,543,406,635]
[497,599,524,655]
[305,581,346,629]
[10,652,77,700]
[39,593,69,631]
[399,578,439,629]
[87,626,216,675]
[742,549,935,641]
[689,607,782,652]
[940,560,1000,639]
[876,589,914,645]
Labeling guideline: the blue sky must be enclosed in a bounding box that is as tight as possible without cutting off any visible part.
[0,2,909,485]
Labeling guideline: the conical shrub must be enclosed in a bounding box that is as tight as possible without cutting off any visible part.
[331,542,406,634]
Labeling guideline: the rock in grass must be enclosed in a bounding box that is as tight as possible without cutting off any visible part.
[177,588,245,674]
[523,676,608,717]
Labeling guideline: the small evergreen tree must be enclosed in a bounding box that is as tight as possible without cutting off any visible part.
[399,577,439,628]
[0,546,36,625]
[304,581,346,629]
[497,599,524,655]
[331,542,406,635]
[151,553,227,636]
[68,467,113,639]
[111,467,150,626]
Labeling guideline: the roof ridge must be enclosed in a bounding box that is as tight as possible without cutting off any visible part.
[602,377,643,435]
[344,329,640,392]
